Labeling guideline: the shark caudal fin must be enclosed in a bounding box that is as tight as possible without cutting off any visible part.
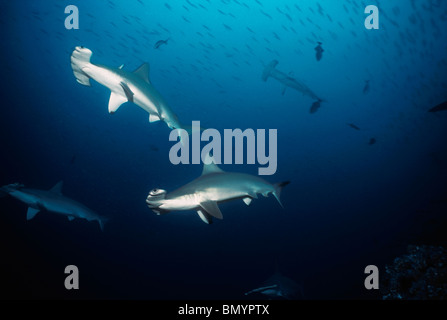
[181,123,206,135]
[171,123,206,146]
[70,46,93,86]
[273,181,290,208]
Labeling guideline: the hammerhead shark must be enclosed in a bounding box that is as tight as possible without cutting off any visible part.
[1,182,107,231]
[70,46,186,132]
[146,155,290,224]
[245,264,304,299]
[262,60,322,101]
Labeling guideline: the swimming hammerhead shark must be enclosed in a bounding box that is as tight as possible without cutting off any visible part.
[245,263,304,299]
[1,182,107,231]
[262,60,323,102]
[146,155,290,224]
[70,46,187,132]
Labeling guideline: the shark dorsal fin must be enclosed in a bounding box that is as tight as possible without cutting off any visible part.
[201,154,224,176]
[50,181,63,194]
[133,63,150,83]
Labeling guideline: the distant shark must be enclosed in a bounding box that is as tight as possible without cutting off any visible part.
[428,101,447,113]
[70,46,185,131]
[315,42,324,61]
[245,264,304,299]
[262,60,322,101]
[1,182,107,231]
[146,155,289,224]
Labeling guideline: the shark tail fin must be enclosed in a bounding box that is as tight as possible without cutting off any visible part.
[273,181,290,208]
[181,123,206,135]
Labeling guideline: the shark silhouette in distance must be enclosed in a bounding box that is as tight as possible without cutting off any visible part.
[1,182,107,231]
[428,101,447,113]
[262,60,323,102]
[146,155,290,224]
[70,46,190,133]
[245,264,304,300]
[315,41,324,61]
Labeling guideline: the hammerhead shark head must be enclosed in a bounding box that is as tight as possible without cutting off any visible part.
[262,60,322,101]
[70,46,186,132]
[1,182,107,231]
[146,156,290,224]
[245,264,304,299]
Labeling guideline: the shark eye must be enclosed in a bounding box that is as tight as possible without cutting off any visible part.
[149,188,166,197]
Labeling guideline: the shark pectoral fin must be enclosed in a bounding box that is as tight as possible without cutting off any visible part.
[243,197,252,206]
[120,82,134,102]
[149,113,161,123]
[98,218,107,232]
[26,207,40,220]
[200,201,223,219]
[67,216,75,221]
[108,92,127,113]
[197,210,213,224]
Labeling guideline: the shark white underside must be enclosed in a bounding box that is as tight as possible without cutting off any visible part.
[146,156,289,224]
[70,46,184,131]
[1,182,107,231]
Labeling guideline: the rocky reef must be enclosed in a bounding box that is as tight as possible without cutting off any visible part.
[381,245,447,300]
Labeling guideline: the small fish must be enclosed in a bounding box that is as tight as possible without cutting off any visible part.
[315,42,324,61]
[368,138,376,145]
[363,80,370,94]
[347,123,360,130]
[428,101,447,112]
[154,38,170,49]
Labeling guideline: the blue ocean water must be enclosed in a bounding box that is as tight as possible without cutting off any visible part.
[0,0,447,300]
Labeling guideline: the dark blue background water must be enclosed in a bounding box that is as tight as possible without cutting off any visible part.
[1,0,447,300]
